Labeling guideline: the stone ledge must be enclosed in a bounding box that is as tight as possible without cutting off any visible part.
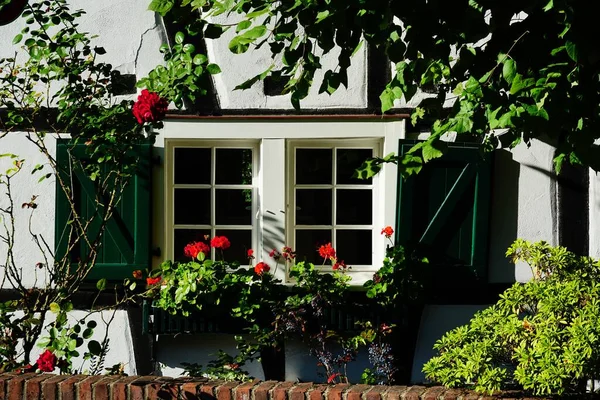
[0,373,581,399]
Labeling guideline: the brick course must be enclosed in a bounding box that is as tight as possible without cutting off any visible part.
[0,373,572,399]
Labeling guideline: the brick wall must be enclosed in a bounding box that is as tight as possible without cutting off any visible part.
[0,373,558,399]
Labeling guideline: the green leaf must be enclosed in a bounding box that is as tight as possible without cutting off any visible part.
[13,34,23,45]
[206,63,221,74]
[82,328,93,339]
[422,140,447,162]
[149,0,174,15]
[236,20,252,33]
[502,58,516,84]
[242,25,267,40]
[49,302,61,313]
[88,340,102,355]
[565,41,578,63]
[193,54,208,65]
[175,31,185,45]
[96,278,106,291]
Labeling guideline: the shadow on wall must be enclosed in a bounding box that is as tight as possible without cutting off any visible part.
[488,149,520,283]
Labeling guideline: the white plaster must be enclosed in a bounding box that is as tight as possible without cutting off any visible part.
[589,169,600,259]
[410,304,488,384]
[0,132,56,289]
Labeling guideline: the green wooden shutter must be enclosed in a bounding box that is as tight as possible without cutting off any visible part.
[396,140,492,281]
[55,141,152,281]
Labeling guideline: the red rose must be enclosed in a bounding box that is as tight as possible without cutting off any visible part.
[146,276,161,286]
[36,350,57,372]
[318,243,336,260]
[132,270,142,279]
[184,241,210,259]
[210,236,231,250]
[247,249,254,259]
[254,262,270,276]
[381,226,394,238]
[132,89,168,124]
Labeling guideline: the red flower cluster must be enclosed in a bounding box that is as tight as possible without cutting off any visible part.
[247,249,255,259]
[132,89,168,124]
[211,236,231,250]
[282,246,296,261]
[381,226,394,238]
[318,243,336,260]
[333,260,347,270]
[36,350,57,372]
[184,241,210,259]
[146,276,161,286]
[269,249,281,261]
[254,261,270,276]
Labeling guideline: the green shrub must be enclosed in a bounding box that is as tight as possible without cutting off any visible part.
[423,239,600,395]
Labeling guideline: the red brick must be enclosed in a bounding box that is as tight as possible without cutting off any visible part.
[439,388,464,400]
[271,381,296,400]
[40,374,70,400]
[234,379,259,400]
[346,384,371,400]
[200,379,224,399]
[76,375,106,400]
[401,385,427,400]
[216,381,241,400]
[420,386,447,400]
[289,382,314,400]
[0,373,16,398]
[24,373,54,400]
[7,372,38,400]
[365,385,388,400]
[130,375,158,400]
[254,380,279,400]
[381,386,408,400]
[183,380,207,400]
[308,384,329,400]
[111,376,141,400]
[325,383,349,400]
[461,393,480,400]
[148,376,181,400]
[58,375,87,400]
[92,375,122,400]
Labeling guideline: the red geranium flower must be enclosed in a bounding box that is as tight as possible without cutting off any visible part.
[282,246,296,261]
[184,241,210,259]
[247,249,254,259]
[146,276,161,286]
[132,89,169,124]
[132,270,142,279]
[333,260,347,270]
[36,350,57,372]
[269,249,281,260]
[327,372,342,384]
[381,226,394,238]
[318,243,336,260]
[210,236,231,250]
[254,262,270,276]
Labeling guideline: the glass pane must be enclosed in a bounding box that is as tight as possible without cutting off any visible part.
[336,230,372,265]
[174,229,211,262]
[336,189,373,225]
[295,229,332,264]
[337,148,373,185]
[215,229,252,263]
[215,148,253,184]
[174,148,211,184]
[296,149,332,184]
[216,189,252,225]
[174,189,210,225]
[296,189,332,225]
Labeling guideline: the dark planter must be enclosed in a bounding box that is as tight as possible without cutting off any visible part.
[0,0,27,26]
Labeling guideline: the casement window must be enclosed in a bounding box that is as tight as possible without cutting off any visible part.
[286,140,379,269]
[164,140,259,263]
[158,120,403,284]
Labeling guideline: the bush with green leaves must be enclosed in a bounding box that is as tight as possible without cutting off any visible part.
[423,239,600,395]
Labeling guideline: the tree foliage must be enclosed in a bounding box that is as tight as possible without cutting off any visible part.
[147,0,600,175]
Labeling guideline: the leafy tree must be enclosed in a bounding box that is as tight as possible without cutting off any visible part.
[147,0,600,175]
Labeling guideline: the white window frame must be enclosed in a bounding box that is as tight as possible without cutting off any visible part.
[155,119,404,285]
[164,139,260,262]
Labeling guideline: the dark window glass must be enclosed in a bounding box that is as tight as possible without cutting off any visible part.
[215,189,252,225]
[215,229,252,263]
[336,230,372,265]
[295,230,332,264]
[296,189,332,225]
[174,189,210,225]
[174,229,211,262]
[215,148,253,184]
[174,148,211,184]
[336,148,373,184]
[296,149,332,184]
[336,189,373,225]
